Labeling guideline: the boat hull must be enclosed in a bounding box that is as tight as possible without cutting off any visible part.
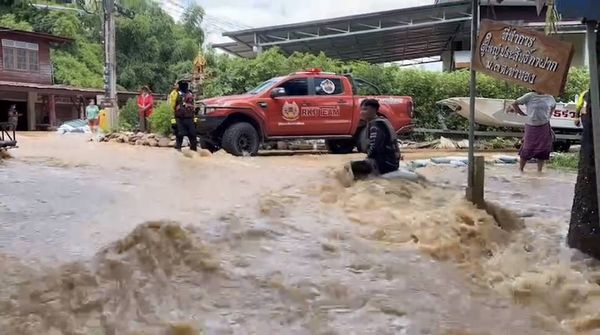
[438,97,580,130]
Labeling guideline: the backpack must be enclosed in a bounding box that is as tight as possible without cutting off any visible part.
[175,91,195,118]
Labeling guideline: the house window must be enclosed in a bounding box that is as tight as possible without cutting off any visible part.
[1,39,40,72]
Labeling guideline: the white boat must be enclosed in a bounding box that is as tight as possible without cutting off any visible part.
[438,97,580,130]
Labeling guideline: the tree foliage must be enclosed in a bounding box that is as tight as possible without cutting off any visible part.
[0,0,201,93]
[149,101,172,135]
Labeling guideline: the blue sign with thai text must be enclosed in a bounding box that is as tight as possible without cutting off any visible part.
[556,0,600,21]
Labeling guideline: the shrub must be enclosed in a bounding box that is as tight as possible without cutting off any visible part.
[550,153,579,171]
[119,98,138,131]
[149,101,173,136]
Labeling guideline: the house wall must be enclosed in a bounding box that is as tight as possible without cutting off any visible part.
[0,31,53,84]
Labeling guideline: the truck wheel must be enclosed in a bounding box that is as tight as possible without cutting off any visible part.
[326,139,356,154]
[222,122,259,156]
[355,127,368,153]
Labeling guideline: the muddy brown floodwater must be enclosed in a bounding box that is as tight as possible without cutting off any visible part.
[1,132,599,334]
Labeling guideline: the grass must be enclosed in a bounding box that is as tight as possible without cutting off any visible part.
[549,153,579,171]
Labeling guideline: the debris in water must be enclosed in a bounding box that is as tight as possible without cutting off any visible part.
[181,149,195,158]
[198,149,212,157]
[484,201,524,231]
[321,240,338,253]
[333,163,354,188]
[167,322,201,335]
[0,148,11,159]
[320,192,338,204]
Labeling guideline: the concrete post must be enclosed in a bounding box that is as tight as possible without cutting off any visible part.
[467,156,486,208]
[27,91,37,131]
[49,95,56,128]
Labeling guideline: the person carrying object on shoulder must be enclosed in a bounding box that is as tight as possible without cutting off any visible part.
[508,90,556,173]
[350,99,400,179]
[174,81,198,151]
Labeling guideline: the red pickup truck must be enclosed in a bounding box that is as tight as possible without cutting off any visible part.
[197,69,413,156]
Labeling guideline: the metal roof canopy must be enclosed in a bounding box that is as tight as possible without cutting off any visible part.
[214,1,472,63]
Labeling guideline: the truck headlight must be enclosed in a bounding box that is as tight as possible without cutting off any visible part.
[205,107,217,114]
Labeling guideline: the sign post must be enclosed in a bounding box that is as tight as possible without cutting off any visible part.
[468,18,575,207]
[473,19,574,96]
[467,0,480,205]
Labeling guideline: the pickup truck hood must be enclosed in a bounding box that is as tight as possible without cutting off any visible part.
[202,94,254,107]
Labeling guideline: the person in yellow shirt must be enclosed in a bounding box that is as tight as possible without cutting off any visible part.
[168,83,183,148]
[575,89,589,127]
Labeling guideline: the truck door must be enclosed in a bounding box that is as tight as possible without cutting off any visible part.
[268,77,312,136]
[305,77,353,135]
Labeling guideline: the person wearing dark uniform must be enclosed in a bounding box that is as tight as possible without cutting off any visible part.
[174,81,198,151]
[350,99,400,178]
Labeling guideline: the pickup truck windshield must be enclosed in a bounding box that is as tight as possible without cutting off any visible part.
[247,77,283,94]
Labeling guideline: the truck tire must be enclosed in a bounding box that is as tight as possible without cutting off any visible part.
[222,122,260,156]
[355,127,368,153]
[326,139,355,154]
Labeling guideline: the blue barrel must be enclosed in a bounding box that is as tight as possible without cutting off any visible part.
[556,0,600,21]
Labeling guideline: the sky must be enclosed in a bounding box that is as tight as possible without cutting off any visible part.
[159,0,441,70]
[161,0,435,44]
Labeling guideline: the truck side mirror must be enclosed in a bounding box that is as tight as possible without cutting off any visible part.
[270,87,286,98]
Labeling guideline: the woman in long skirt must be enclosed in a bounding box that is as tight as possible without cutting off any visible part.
[509,91,556,173]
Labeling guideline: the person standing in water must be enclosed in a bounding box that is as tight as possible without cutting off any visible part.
[174,81,198,152]
[509,91,556,173]
[350,99,400,179]
[7,104,20,131]
[85,99,100,134]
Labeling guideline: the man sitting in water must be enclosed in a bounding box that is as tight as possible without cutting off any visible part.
[350,99,400,179]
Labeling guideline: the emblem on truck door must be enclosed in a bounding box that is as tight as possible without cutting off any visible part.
[320,79,336,94]
[282,101,300,121]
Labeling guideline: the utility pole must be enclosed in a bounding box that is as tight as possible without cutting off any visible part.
[466,0,480,204]
[102,0,118,130]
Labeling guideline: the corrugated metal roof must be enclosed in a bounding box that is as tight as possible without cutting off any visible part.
[213,1,473,63]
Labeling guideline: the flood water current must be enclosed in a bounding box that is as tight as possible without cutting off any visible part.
[0,132,597,335]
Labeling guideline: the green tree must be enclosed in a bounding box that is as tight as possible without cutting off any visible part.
[0,13,32,30]
[0,1,203,94]
[181,4,205,46]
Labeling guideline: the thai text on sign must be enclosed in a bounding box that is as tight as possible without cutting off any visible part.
[473,19,574,96]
